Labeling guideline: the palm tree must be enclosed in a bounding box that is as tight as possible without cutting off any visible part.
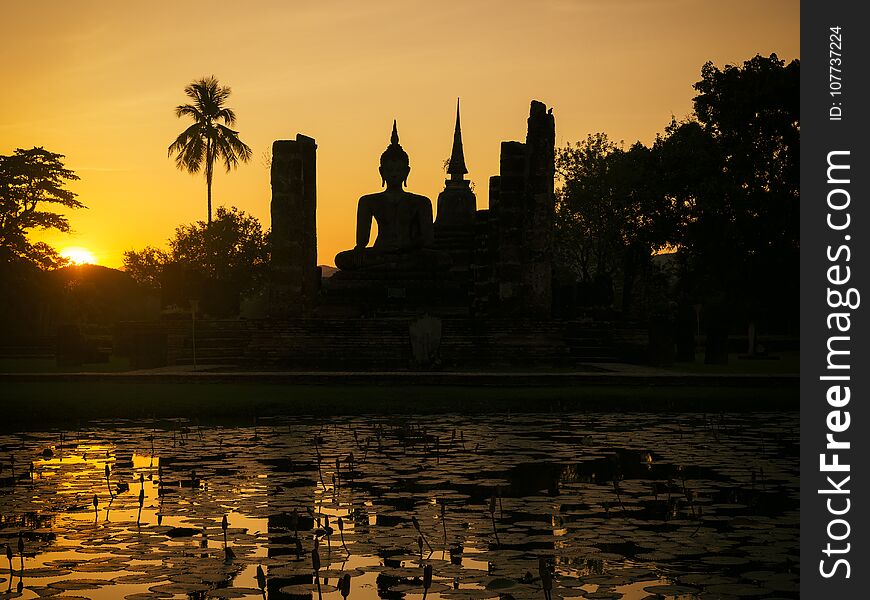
[168,76,252,223]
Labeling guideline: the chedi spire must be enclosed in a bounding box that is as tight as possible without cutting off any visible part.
[447,99,468,180]
[434,98,476,233]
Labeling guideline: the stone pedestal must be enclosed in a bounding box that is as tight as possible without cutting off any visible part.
[269,135,319,317]
[322,270,468,317]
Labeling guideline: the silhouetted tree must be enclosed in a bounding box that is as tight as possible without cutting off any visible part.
[170,206,269,294]
[653,118,725,270]
[555,133,621,288]
[122,246,170,290]
[555,134,675,312]
[656,54,800,360]
[0,147,84,268]
[168,77,253,223]
[690,54,799,262]
[123,207,270,315]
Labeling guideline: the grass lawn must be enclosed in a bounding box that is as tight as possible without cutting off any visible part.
[663,351,799,375]
[0,380,798,430]
[0,356,133,373]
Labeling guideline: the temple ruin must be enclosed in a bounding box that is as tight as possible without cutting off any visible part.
[269,100,556,321]
[121,100,620,369]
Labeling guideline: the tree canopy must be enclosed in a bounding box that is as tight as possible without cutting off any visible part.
[121,245,169,290]
[690,54,800,256]
[670,54,800,322]
[169,206,269,294]
[555,134,676,312]
[123,206,270,315]
[554,54,799,330]
[0,147,85,268]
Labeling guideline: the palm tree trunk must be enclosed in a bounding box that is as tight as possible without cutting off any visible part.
[206,137,213,224]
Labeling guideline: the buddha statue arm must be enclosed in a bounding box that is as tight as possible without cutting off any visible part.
[420,198,434,248]
[355,196,373,248]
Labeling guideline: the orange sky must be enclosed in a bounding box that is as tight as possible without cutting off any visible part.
[2,1,799,268]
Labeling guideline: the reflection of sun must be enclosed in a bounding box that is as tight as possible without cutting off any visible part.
[61,247,97,265]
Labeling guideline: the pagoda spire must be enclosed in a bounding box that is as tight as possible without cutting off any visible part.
[447,98,468,181]
[435,98,476,233]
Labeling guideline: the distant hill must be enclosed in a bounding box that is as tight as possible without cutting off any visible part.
[51,263,135,287]
[46,264,158,326]
[1,262,159,341]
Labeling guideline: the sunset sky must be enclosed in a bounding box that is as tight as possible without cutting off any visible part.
[3,0,799,268]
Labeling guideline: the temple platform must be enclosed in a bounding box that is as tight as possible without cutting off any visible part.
[320,269,471,317]
[115,317,624,371]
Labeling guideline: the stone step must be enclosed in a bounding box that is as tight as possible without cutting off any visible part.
[121,317,622,368]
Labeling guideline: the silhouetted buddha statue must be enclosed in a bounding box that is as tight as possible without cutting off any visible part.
[334,122,450,272]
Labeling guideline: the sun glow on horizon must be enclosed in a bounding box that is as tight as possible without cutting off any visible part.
[61,247,97,265]
[4,2,799,269]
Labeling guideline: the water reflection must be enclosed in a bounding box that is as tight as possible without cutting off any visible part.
[0,414,798,599]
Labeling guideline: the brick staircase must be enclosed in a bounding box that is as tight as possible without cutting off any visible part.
[134,317,620,370]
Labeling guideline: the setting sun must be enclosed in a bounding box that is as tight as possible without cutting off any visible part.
[61,247,97,265]
[2,2,799,269]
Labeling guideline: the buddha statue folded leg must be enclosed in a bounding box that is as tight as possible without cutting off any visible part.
[334,247,382,271]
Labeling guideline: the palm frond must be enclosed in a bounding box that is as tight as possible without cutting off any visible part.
[214,124,253,171]
[216,107,237,125]
[175,103,204,121]
[168,123,207,172]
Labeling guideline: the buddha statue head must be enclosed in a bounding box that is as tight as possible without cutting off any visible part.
[379,121,410,188]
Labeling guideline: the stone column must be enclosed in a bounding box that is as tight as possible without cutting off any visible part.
[471,176,500,316]
[495,141,527,312]
[483,101,555,318]
[523,100,555,316]
[269,134,319,317]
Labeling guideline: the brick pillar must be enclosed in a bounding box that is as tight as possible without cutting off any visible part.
[484,101,555,318]
[269,134,319,317]
[495,141,527,313]
[523,100,555,317]
[471,176,500,316]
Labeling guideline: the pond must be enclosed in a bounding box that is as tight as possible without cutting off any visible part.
[0,413,798,600]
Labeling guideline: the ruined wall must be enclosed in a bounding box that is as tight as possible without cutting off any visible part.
[269,134,319,317]
[522,100,556,315]
[474,101,555,317]
[495,141,528,313]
